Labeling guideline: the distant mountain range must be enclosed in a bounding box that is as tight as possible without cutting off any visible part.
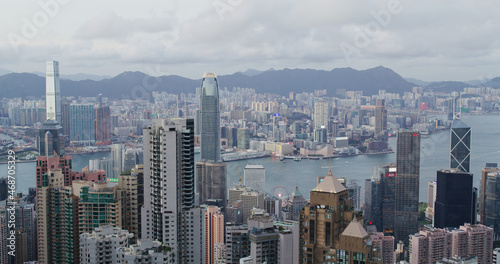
[0,66,498,99]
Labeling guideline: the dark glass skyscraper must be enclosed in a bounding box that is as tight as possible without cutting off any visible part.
[37,119,65,157]
[483,171,500,236]
[434,169,474,228]
[450,119,471,172]
[364,163,397,236]
[200,72,221,162]
[394,131,420,245]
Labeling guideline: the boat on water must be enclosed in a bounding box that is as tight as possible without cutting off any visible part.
[293,156,302,162]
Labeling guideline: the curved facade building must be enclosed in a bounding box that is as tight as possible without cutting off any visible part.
[200,72,221,162]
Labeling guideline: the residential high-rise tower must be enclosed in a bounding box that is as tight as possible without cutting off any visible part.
[314,101,329,131]
[141,118,199,263]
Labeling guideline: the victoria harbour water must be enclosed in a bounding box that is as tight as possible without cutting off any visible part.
[2,115,500,202]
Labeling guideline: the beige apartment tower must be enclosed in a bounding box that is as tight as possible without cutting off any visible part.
[299,168,354,263]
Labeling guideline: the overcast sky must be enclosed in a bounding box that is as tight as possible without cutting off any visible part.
[0,0,499,81]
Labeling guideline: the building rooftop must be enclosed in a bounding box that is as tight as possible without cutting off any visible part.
[245,164,265,169]
[451,119,470,129]
[342,218,368,238]
[313,168,347,193]
[290,186,303,197]
[203,72,217,78]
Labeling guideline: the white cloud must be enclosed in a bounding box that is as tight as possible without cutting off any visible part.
[0,0,499,81]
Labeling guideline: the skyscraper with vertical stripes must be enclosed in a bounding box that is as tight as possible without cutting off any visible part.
[200,72,221,162]
[45,61,61,123]
[141,118,204,263]
[394,130,420,246]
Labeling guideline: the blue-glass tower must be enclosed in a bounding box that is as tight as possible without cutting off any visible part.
[200,72,220,162]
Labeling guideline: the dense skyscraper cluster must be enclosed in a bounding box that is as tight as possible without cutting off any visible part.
[3,62,495,264]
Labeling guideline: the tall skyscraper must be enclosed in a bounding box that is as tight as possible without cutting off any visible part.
[314,100,329,132]
[45,61,61,123]
[196,161,227,208]
[299,168,355,263]
[118,164,144,241]
[237,128,250,149]
[198,72,227,212]
[200,72,221,162]
[37,168,79,264]
[375,99,387,140]
[95,96,111,142]
[141,118,200,263]
[395,131,420,245]
[70,104,96,143]
[110,144,123,178]
[365,176,383,229]
[287,186,307,221]
[434,169,474,229]
[205,206,224,264]
[244,164,265,192]
[61,100,70,136]
[450,119,471,172]
[0,201,37,264]
[37,119,65,157]
[482,170,500,236]
[480,164,500,225]
[364,163,397,236]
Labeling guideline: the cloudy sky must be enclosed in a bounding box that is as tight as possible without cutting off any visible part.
[0,0,499,81]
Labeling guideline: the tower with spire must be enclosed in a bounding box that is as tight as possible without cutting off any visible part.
[299,168,355,263]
